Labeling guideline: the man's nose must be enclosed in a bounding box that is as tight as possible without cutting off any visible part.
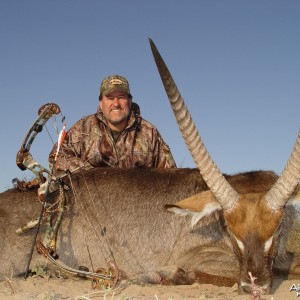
[112,97,121,105]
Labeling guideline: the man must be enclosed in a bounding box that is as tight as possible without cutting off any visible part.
[49,74,177,175]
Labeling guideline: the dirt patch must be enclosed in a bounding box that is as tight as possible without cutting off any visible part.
[0,276,298,300]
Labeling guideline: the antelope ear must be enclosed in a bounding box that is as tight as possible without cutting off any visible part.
[287,184,300,207]
[171,190,219,211]
[165,191,222,225]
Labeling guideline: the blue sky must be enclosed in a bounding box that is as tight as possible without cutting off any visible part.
[1,1,300,192]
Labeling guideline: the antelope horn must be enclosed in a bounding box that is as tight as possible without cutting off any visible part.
[149,38,239,212]
[265,131,300,210]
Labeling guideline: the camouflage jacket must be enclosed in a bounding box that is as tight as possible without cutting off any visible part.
[49,105,177,175]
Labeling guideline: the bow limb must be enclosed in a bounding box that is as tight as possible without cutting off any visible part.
[16,103,61,184]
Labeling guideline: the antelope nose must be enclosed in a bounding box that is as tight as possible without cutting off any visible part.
[238,282,270,295]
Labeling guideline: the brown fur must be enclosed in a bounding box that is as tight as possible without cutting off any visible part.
[0,168,298,293]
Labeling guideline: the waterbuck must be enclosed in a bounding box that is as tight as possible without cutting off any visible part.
[0,39,299,295]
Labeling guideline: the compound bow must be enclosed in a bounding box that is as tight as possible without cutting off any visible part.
[15,103,119,288]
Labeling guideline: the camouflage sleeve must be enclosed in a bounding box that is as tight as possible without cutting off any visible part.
[153,132,177,168]
[48,119,92,176]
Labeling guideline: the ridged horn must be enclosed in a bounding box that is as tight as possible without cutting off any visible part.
[149,38,239,211]
[265,131,300,210]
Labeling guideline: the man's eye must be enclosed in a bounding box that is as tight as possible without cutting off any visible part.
[106,95,128,101]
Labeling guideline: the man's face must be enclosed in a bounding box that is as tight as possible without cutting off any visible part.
[100,91,131,131]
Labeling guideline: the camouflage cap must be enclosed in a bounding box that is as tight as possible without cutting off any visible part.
[99,75,131,98]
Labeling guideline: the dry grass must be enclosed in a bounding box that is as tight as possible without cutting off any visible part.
[0,261,16,295]
[75,282,129,300]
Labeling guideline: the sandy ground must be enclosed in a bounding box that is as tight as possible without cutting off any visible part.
[0,275,299,300]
